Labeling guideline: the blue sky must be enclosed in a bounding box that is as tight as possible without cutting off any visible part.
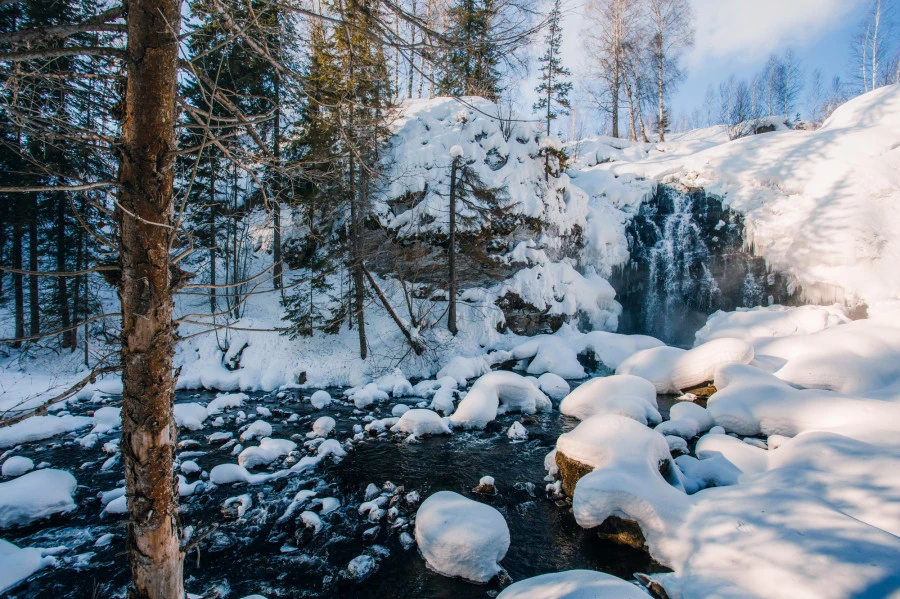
[517,0,881,133]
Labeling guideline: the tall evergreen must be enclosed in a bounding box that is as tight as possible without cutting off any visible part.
[439,0,503,100]
[533,0,572,135]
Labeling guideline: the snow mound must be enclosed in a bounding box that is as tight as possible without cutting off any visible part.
[309,390,332,410]
[2,456,34,477]
[209,463,288,485]
[615,346,686,394]
[449,371,551,429]
[240,420,273,442]
[309,416,335,438]
[237,438,297,469]
[655,402,713,440]
[669,338,754,391]
[537,373,570,401]
[414,490,510,582]
[390,409,451,436]
[497,570,650,599]
[560,375,659,424]
[0,469,77,528]
[694,304,850,346]
[174,403,208,430]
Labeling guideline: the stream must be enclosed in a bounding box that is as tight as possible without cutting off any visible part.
[3,381,674,598]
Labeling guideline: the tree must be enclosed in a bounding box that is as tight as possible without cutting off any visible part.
[645,0,693,141]
[780,48,803,119]
[533,0,572,135]
[585,0,640,137]
[852,0,891,92]
[807,67,824,122]
[440,0,503,99]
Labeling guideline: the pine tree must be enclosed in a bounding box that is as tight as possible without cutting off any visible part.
[533,0,572,135]
[439,0,503,100]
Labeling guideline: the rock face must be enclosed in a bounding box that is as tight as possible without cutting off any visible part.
[610,184,801,345]
[594,515,647,550]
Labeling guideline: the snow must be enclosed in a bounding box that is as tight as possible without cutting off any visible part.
[237,438,297,469]
[346,554,376,581]
[449,371,551,429]
[90,406,121,434]
[239,420,273,442]
[497,570,650,599]
[0,469,77,528]
[390,409,451,436]
[0,539,57,594]
[174,403,208,430]
[209,463,287,485]
[449,144,464,159]
[0,415,92,449]
[391,404,410,417]
[309,416,335,438]
[669,338,754,391]
[206,393,247,416]
[507,421,528,440]
[414,490,510,583]
[615,346,686,394]
[2,456,34,477]
[655,402,713,440]
[537,373,570,401]
[309,390,332,410]
[694,304,850,346]
[559,374,659,425]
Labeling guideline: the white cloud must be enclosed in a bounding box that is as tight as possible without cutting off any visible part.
[687,0,866,67]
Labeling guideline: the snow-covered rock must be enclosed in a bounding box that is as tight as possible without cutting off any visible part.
[497,569,650,599]
[0,539,58,594]
[390,409,451,436]
[240,420,273,442]
[559,374,659,425]
[238,437,297,469]
[537,373,570,401]
[0,469,78,528]
[174,403,208,430]
[309,390,332,410]
[2,456,34,477]
[0,415,92,449]
[449,371,551,429]
[309,416,336,438]
[414,491,510,582]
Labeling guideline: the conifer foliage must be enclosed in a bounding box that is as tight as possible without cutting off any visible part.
[534,0,572,135]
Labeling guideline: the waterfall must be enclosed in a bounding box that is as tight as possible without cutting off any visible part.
[610,185,799,346]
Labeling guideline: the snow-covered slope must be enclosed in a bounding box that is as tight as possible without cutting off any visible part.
[572,85,900,306]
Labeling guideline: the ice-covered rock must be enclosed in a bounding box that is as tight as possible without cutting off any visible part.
[0,469,77,528]
[390,409,451,436]
[559,374,659,425]
[415,490,510,582]
[497,569,651,599]
[449,371,551,429]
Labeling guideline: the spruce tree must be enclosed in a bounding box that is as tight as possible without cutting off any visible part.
[533,0,572,135]
[439,0,503,100]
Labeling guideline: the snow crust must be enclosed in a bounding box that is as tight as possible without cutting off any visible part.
[414,490,510,582]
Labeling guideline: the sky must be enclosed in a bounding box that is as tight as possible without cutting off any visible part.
[516,0,881,135]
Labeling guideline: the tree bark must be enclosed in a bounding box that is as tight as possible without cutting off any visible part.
[349,156,367,359]
[56,193,74,349]
[117,0,185,596]
[272,70,283,291]
[28,198,39,336]
[12,220,24,348]
[447,157,459,335]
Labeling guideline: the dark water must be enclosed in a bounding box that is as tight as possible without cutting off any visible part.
[3,385,669,598]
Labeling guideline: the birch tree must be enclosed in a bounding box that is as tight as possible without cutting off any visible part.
[645,0,693,141]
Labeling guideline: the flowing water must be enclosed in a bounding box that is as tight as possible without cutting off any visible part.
[611,185,800,346]
[3,385,672,598]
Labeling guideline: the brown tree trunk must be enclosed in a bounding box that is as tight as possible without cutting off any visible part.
[209,162,217,314]
[350,157,367,359]
[272,70,283,291]
[117,0,185,596]
[447,157,459,335]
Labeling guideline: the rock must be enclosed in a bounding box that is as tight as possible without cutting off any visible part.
[594,515,647,549]
[414,491,510,583]
[498,569,652,599]
[474,475,496,495]
[555,451,594,497]
[680,382,717,398]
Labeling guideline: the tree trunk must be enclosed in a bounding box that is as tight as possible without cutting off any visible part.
[657,51,665,142]
[56,193,74,349]
[349,156,367,359]
[622,71,638,141]
[12,220,24,348]
[447,157,459,335]
[117,0,185,596]
[611,55,620,138]
[272,71,283,291]
[209,162,217,314]
[28,199,39,336]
